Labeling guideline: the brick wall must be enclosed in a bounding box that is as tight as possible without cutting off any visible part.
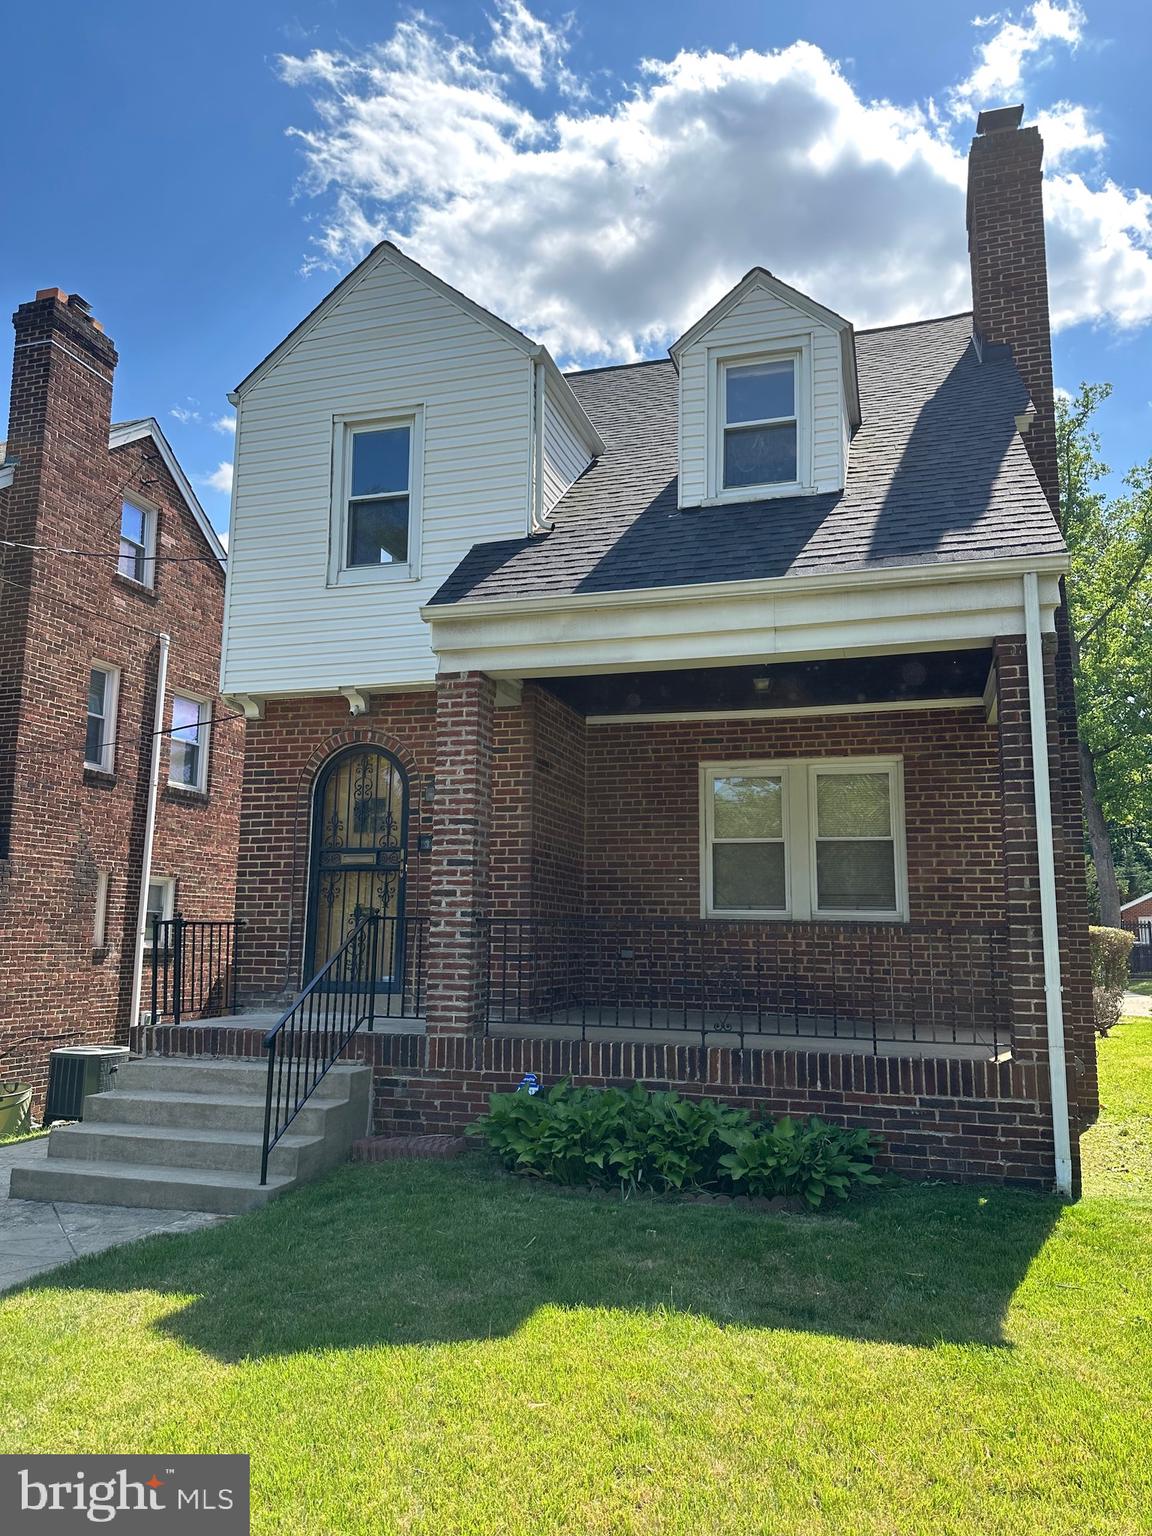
[148,1020,1058,1189]
[0,291,241,1099]
[584,704,1002,921]
[233,690,437,1006]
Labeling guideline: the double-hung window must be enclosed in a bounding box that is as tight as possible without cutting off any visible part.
[702,758,906,920]
[145,877,175,948]
[721,356,798,491]
[118,500,154,585]
[85,664,119,772]
[331,413,423,584]
[169,694,210,792]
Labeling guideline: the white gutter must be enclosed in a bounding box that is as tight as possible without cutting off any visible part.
[128,632,170,1036]
[532,357,546,531]
[420,552,1071,623]
[1023,571,1074,1196]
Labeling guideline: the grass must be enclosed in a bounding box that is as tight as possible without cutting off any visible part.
[1126,978,1152,996]
[1,1031,1150,1535]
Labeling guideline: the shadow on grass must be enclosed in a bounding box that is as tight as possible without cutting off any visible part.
[20,1158,1060,1361]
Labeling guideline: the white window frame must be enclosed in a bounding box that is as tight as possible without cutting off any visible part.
[700,757,907,921]
[144,876,176,948]
[85,663,120,773]
[328,408,424,587]
[168,692,211,792]
[704,338,812,504]
[118,496,157,587]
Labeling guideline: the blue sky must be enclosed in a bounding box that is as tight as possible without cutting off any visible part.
[2,0,1149,533]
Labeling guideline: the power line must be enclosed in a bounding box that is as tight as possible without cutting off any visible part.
[0,702,248,766]
[0,571,167,637]
[0,537,220,565]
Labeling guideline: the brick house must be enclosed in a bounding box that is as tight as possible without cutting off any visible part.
[0,289,243,1105]
[1120,891,1152,942]
[211,104,1093,1194]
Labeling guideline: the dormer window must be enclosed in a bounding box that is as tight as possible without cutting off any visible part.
[722,358,797,490]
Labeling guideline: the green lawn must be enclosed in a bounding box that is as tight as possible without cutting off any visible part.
[2,1029,1151,1536]
[1127,977,1152,996]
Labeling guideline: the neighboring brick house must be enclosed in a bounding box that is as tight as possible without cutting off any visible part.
[0,289,243,1104]
[1120,892,1152,931]
[211,105,1093,1193]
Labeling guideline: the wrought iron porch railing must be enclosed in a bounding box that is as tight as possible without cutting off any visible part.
[260,912,427,1184]
[484,917,1012,1057]
[148,916,243,1029]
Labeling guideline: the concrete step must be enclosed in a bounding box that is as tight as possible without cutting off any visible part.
[83,1088,344,1136]
[9,1158,294,1215]
[10,1055,374,1212]
[45,1121,328,1180]
[113,1057,364,1102]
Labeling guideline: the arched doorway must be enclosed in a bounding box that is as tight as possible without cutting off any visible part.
[304,745,408,988]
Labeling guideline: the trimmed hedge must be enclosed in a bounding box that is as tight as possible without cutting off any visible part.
[1089,925,1135,1036]
[471,1080,882,1210]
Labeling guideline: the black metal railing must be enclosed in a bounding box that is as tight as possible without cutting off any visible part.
[149,915,243,1028]
[260,913,427,1184]
[484,917,1011,1056]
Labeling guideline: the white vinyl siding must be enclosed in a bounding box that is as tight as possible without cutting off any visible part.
[541,371,592,514]
[222,251,536,694]
[678,284,846,508]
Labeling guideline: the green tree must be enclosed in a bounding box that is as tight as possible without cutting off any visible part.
[1059,383,1152,926]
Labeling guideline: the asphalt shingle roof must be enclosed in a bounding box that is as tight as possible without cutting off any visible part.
[430,312,1065,606]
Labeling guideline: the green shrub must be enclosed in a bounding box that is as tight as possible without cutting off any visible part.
[472,1081,882,1209]
[1089,925,1135,1036]
[718,1117,882,1209]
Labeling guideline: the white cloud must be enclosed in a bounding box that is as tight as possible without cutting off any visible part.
[952,1,1085,109]
[169,400,201,425]
[216,528,229,551]
[212,413,237,435]
[487,0,584,97]
[202,461,234,496]
[277,3,1152,362]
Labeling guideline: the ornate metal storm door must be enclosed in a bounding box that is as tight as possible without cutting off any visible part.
[305,746,408,990]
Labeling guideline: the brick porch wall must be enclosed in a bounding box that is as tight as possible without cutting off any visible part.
[148,1021,1056,1189]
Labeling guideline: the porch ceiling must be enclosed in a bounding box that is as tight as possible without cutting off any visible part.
[537,649,993,720]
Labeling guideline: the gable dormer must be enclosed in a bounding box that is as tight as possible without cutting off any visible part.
[670,268,861,509]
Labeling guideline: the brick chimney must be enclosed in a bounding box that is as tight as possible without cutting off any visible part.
[967,104,1058,516]
[6,289,118,471]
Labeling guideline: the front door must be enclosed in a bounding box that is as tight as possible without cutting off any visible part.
[305,746,408,990]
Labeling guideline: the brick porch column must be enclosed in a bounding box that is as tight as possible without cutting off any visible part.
[424,672,496,1035]
[994,637,1052,1070]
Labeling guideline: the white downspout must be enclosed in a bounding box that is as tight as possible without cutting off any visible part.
[1022,572,1074,1196]
[532,356,546,531]
[129,632,170,1038]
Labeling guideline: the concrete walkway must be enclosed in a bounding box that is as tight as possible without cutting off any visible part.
[0,1139,223,1293]
[1124,990,1152,1016]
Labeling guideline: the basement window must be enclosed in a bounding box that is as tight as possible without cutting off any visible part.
[701,758,907,920]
